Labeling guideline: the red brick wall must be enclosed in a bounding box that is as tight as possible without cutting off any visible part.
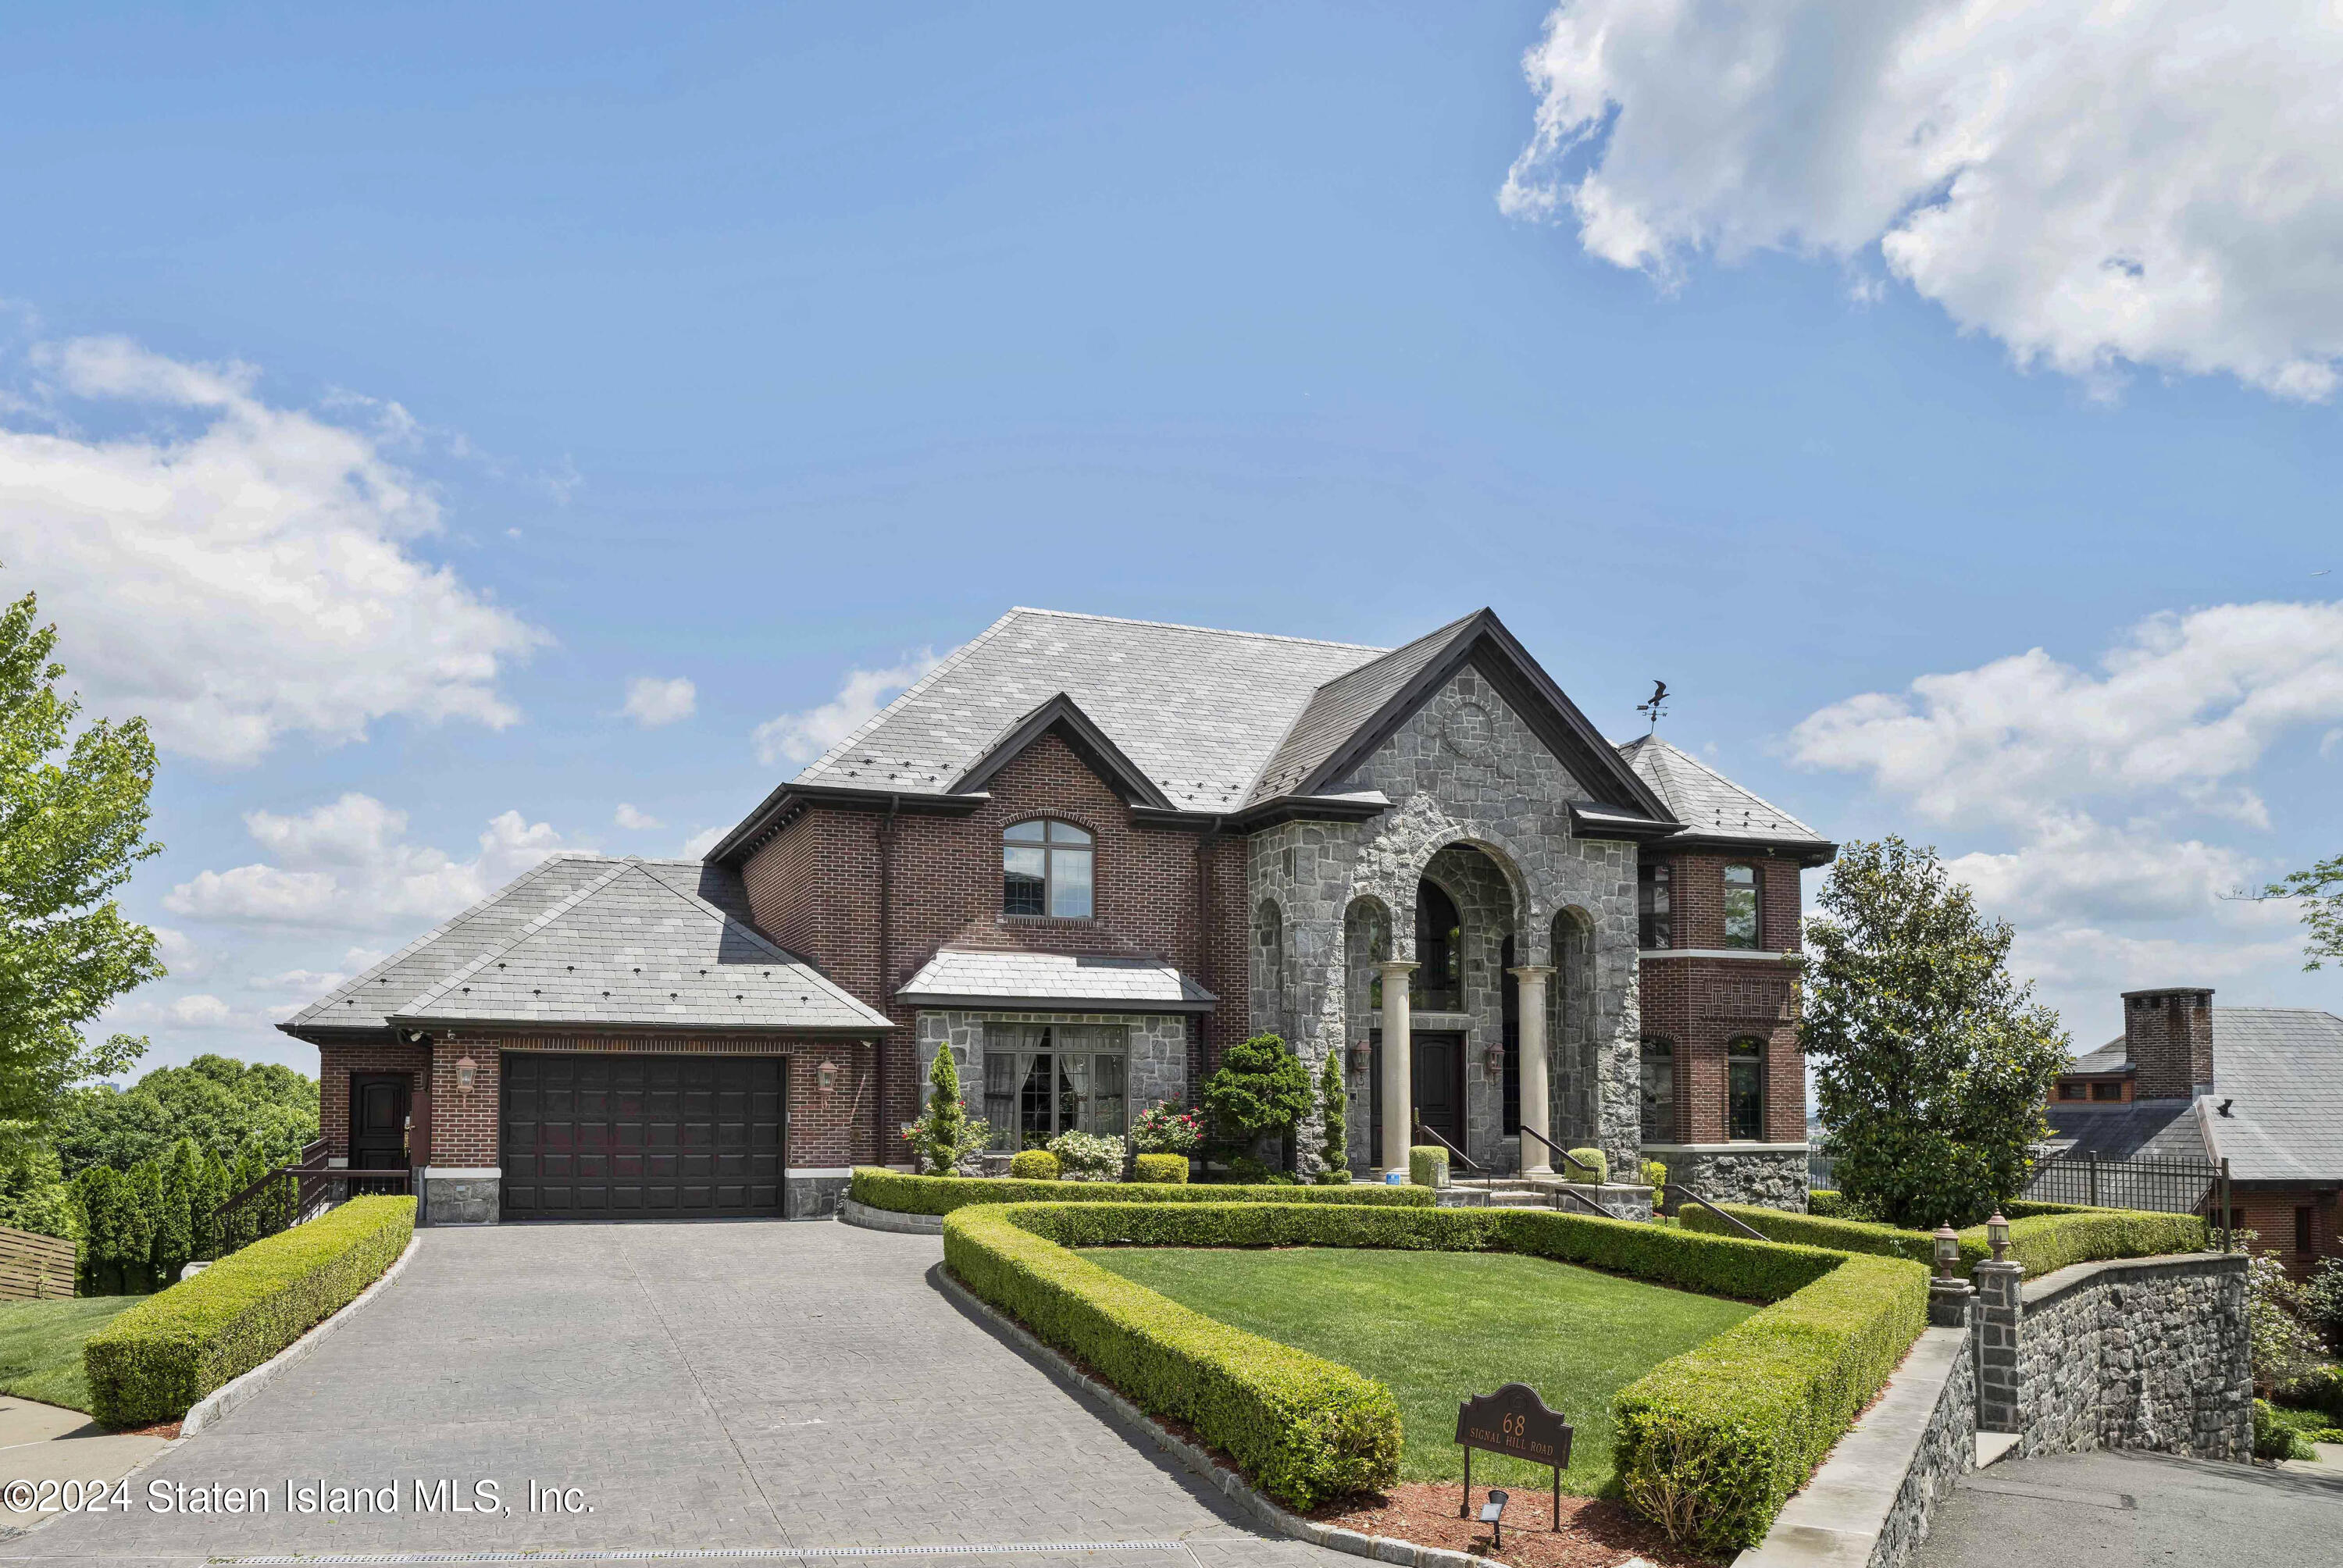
[738,729,1250,1150]
[317,1039,429,1160]
[1639,848,1809,1145]
[2233,1187,2341,1278]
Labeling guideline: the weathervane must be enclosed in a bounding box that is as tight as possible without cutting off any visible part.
[1636,679,1670,733]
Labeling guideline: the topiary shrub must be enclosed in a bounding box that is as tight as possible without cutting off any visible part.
[1008,1149,1061,1181]
[1564,1147,1609,1185]
[1132,1153,1188,1185]
[1408,1146,1446,1188]
[84,1195,413,1427]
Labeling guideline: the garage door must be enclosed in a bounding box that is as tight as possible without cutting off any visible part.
[501,1053,786,1220]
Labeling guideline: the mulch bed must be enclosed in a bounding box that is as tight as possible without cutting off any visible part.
[1312,1483,1714,1568]
[113,1419,180,1438]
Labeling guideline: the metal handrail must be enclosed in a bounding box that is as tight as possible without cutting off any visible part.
[1517,1124,1601,1181]
[1544,1184,1618,1220]
[1408,1119,1492,1184]
[1664,1184,1767,1242]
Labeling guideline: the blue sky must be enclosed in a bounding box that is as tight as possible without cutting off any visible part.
[3,2,2338,1075]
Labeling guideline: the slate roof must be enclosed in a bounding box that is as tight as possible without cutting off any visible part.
[1614,735,1835,855]
[1246,613,1479,804]
[2043,1100,2209,1164]
[280,853,888,1039]
[895,950,1217,1013]
[2065,1040,2133,1074]
[796,609,1385,814]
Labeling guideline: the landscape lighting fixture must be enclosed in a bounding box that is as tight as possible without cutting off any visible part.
[1986,1212,2010,1263]
[1479,1488,1508,1547]
[1933,1224,1960,1280]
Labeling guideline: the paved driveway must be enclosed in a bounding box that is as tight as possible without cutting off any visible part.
[3,1221,1350,1568]
[1913,1449,2343,1566]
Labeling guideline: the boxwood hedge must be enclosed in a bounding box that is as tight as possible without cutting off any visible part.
[850,1166,1433,1216]
[84,1195,414,1428]
[941,1196,1922,1548]
[1678,1199,2206,1276]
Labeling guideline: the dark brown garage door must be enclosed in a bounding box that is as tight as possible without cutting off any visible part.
[501,1053,786,1220]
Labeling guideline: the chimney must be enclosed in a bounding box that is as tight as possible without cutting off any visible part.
[2122,987,2214,1099]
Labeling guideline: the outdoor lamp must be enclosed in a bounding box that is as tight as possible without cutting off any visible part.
[1933,1224,1960,1280]
[1349,1042,1371,1075]
[1987,1212,2010,1263]
[1479,1489,1509,1547]
[1482,1043,1505,1076]
[818,1060,839,1092]
[455,1056,477,1093]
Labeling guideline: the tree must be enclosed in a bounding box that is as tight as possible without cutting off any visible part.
[1201,1034,1314,1153]
[2263,852,2343,971]
[51,1054,319,1176]
[1315,1050,1348,1183]
[1802,836,2069,1229]
[906,1045,988,1175]
[0,589,162,1128]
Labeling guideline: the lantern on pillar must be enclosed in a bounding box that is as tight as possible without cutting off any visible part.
[1986,1212,2011,1263]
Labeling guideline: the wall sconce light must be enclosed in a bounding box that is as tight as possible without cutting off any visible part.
[455,1056,478,1093]
[1348,1042,1371,1075]
[1986,1211,2010,1263]
[1482,1043,1505,1076]
[818,1060,839,1092]
[1932,1224,1960,1281]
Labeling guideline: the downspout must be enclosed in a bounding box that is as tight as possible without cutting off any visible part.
[875,797,900,1167]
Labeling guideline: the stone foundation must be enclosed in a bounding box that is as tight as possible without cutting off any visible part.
[786,1171,854,1219]
[423,1169,499,1225]
[1646,1143,1808,1210]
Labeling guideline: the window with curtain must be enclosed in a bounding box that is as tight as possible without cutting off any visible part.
[1722,863,1760,949]
[1003,820,1094,918]
[1638,861,1672,950]
[982,1022,1127,1149]
[1641,1038,1675,1142]
[1410,882,1464,1011]
[1728,1036,1764,1140]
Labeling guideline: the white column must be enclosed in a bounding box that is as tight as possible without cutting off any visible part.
[1378,960,1418,1176]
[1510,964,1555,1174]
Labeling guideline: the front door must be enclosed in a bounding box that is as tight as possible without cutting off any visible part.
[349,1074,411,1170]
[1412,1032,1465,1150]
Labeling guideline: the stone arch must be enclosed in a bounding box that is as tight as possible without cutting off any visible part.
[1352,811,1547,967]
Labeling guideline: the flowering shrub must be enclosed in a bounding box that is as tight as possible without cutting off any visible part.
[1046,1131,1124,1181]
[1130,1101,1204,1155]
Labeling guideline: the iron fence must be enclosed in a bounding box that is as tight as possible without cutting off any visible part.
[1808,1153,1835,1192]
[2023,1149,2223,1217]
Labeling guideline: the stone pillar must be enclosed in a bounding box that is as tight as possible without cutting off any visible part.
[1378,960,1418,1176]
[1973,1260,2027,1434]
[1509,964,1555,1174]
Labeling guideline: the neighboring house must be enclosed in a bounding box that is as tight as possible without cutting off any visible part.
[2045,986,2343,1278]
[281,606,1834,1223]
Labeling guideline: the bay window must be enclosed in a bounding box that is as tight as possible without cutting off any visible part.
[981,1023,1127,1149]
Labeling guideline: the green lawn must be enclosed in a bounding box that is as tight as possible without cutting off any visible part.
[1083,1246,1753,1495]
[0,1296,147,1414]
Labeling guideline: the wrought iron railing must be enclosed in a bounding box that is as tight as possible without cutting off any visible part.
[2023,1149,2221,1217]
[212,1142,413,1246]
[1517,1124,1603,1181]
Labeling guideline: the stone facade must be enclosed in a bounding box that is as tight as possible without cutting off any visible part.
[913,1009,1188,1161]
[423,1173,498,1225]
[1647,1143,1809,1210]
[2014,1252,2252,1460]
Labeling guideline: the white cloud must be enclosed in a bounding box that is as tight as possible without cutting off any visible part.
[0,335,545,764]
[681,825,726,858]
[753,653,942,770]
[622,675,696,728]
[1503,2,2343,398]
[1788,602,2343,829]
[613,802,662,831]
[1942,814,2258,927]
[165,793,570,930]
[169,994,233,1027]
[150,925,205,981]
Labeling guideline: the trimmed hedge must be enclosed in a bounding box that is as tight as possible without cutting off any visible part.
[942,1195,1915,1545]
[1408,1146,1445,1187]
[1132,1153,1188,1185]
[849,1167,1433,1217]
[84,1196,414,1428]
[1805,1191,2090,1224]
[1679,1199,2207,1274]
[1007,1149,1060,1180]
[1564,1146,1609,1185]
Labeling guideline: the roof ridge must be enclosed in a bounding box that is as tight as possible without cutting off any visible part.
[391,859,639,1017]
[1005,605,1391,653]
[798,610,1024,780]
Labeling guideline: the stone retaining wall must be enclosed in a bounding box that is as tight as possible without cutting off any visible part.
[1647,1144,1808,1211]
[2017,1251,2252,1460]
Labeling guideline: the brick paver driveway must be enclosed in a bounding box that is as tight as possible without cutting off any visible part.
[4,1221,1351,1568]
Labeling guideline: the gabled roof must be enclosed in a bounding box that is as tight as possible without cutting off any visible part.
[280,853,889,1040]
[895,950,1216,1014]
[949,692,1172,808]
[1616,734,1836,864]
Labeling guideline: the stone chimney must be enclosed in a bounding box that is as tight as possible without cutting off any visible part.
[2122,987,2214,1099]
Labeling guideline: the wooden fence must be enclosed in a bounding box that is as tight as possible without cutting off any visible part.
[0,1227,76,1301]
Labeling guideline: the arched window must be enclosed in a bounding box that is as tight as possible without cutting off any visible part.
[1410,881,1463,1012]
[1003,820,1093,918]
[1723,863,1761,950]
[1640,1038,1676,1142]
[1728,1036,1765,1140]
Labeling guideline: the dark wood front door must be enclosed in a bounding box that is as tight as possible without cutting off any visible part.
[349,1074,411,1171]
[501,1053,786,1220]
[1411,1032,1465,1149]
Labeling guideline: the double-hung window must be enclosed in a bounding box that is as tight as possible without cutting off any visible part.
[1003,820,1093,918]
[1728,1037,1765,1140]
[1723,863,1760,950]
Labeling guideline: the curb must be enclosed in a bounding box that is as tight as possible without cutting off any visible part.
[180,1232,422,1438]
[932,1264,1504,1568]
[838,1198,945,1235]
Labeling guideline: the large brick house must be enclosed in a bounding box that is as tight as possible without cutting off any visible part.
[281,607,1835,1222]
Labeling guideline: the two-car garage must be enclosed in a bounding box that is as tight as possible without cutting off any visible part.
[500,1053,786,1221]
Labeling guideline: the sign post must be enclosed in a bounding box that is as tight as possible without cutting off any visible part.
[1453,1382,1573,1532]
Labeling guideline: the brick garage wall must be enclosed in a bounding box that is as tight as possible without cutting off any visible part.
[2232,1186,2342,1278]
[316,1038,430,1160]
[739,729,1249,1156]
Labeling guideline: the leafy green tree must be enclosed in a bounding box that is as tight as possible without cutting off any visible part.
[0,590,161,1127]
[1314,1050,1348,1183]
[2263,852,2343,971]
[51,1054,318,1176]
[1802,837,2069,1229]
[0,1139,75,1239]
[1201,1034,1314,1158]
[151,1139,200,1284]
[907,1045,989,1175]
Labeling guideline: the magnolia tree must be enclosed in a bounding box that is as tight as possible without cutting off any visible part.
[1802,836,2068,1229]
